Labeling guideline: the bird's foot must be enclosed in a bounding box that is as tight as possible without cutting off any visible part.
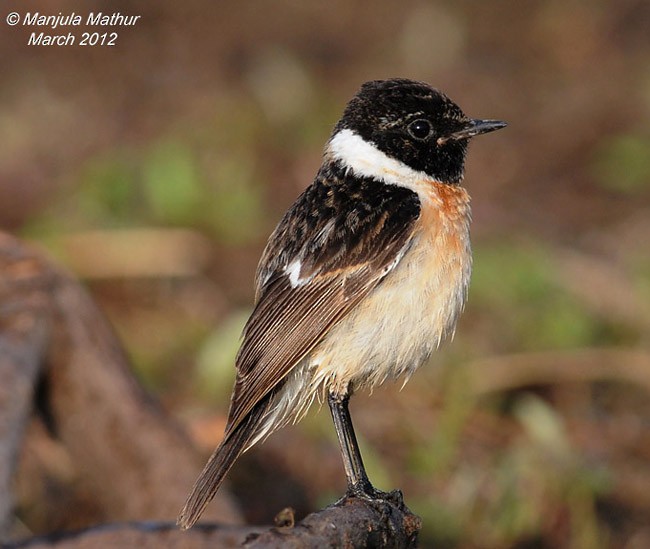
[337,481,405,509]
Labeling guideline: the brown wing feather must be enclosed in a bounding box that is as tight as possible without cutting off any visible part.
[224,164,421,438]
[226,268,371,437]
[178,165,421,529]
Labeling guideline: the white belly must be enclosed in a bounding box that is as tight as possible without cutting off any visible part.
[309,227,471,395]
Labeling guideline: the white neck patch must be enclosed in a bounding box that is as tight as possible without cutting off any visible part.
[326,128,433,191]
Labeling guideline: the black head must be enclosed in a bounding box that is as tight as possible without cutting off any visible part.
[333,78,506,184]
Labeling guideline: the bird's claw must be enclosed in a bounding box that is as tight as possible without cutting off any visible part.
[338,483,405,508]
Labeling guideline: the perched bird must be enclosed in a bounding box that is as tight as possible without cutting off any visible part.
[178,78,506,529]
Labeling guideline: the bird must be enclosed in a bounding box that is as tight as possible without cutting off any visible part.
[177,78,506,529]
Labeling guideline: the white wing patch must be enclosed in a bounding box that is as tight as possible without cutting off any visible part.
[285,259,304,287]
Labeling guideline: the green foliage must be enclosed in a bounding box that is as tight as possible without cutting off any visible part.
[592,134,650,194]
[470,242,604,351]
[77,155,140,224]
[26,123,267,247]
[415,393,609,548]
[409,363,475,476]
[142,141,202,225]
[202,152,264,244]
[195,310,248,403]
[24,152,142,236]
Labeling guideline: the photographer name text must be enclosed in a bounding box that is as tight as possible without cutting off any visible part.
[6,12,142,46]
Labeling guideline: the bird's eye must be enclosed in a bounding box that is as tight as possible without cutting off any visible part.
[407,119,433,140]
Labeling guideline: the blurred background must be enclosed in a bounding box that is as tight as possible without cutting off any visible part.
[2,0,650,547]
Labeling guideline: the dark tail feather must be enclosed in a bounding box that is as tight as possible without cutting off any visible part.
[177,403,267,530]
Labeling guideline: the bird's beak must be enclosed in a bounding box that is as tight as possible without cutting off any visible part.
[437,119,507,145]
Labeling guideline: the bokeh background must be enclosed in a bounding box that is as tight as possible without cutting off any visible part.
[2,0,650,547]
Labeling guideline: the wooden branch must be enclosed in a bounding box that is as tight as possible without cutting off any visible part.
[3,521,263,549]
[44,265,241,524]
[0,234,54,539]
[0,233,240,538]
[245,495,421,548]
[4,496,421,548]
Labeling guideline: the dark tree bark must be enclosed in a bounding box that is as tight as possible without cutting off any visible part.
[0,234,57,538]
[0,233,240,540]
[4,497,421,548]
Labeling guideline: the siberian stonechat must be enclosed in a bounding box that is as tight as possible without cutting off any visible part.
[178,78,506,529]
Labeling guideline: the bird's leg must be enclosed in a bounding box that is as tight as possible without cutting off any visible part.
[328,387,380,499]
